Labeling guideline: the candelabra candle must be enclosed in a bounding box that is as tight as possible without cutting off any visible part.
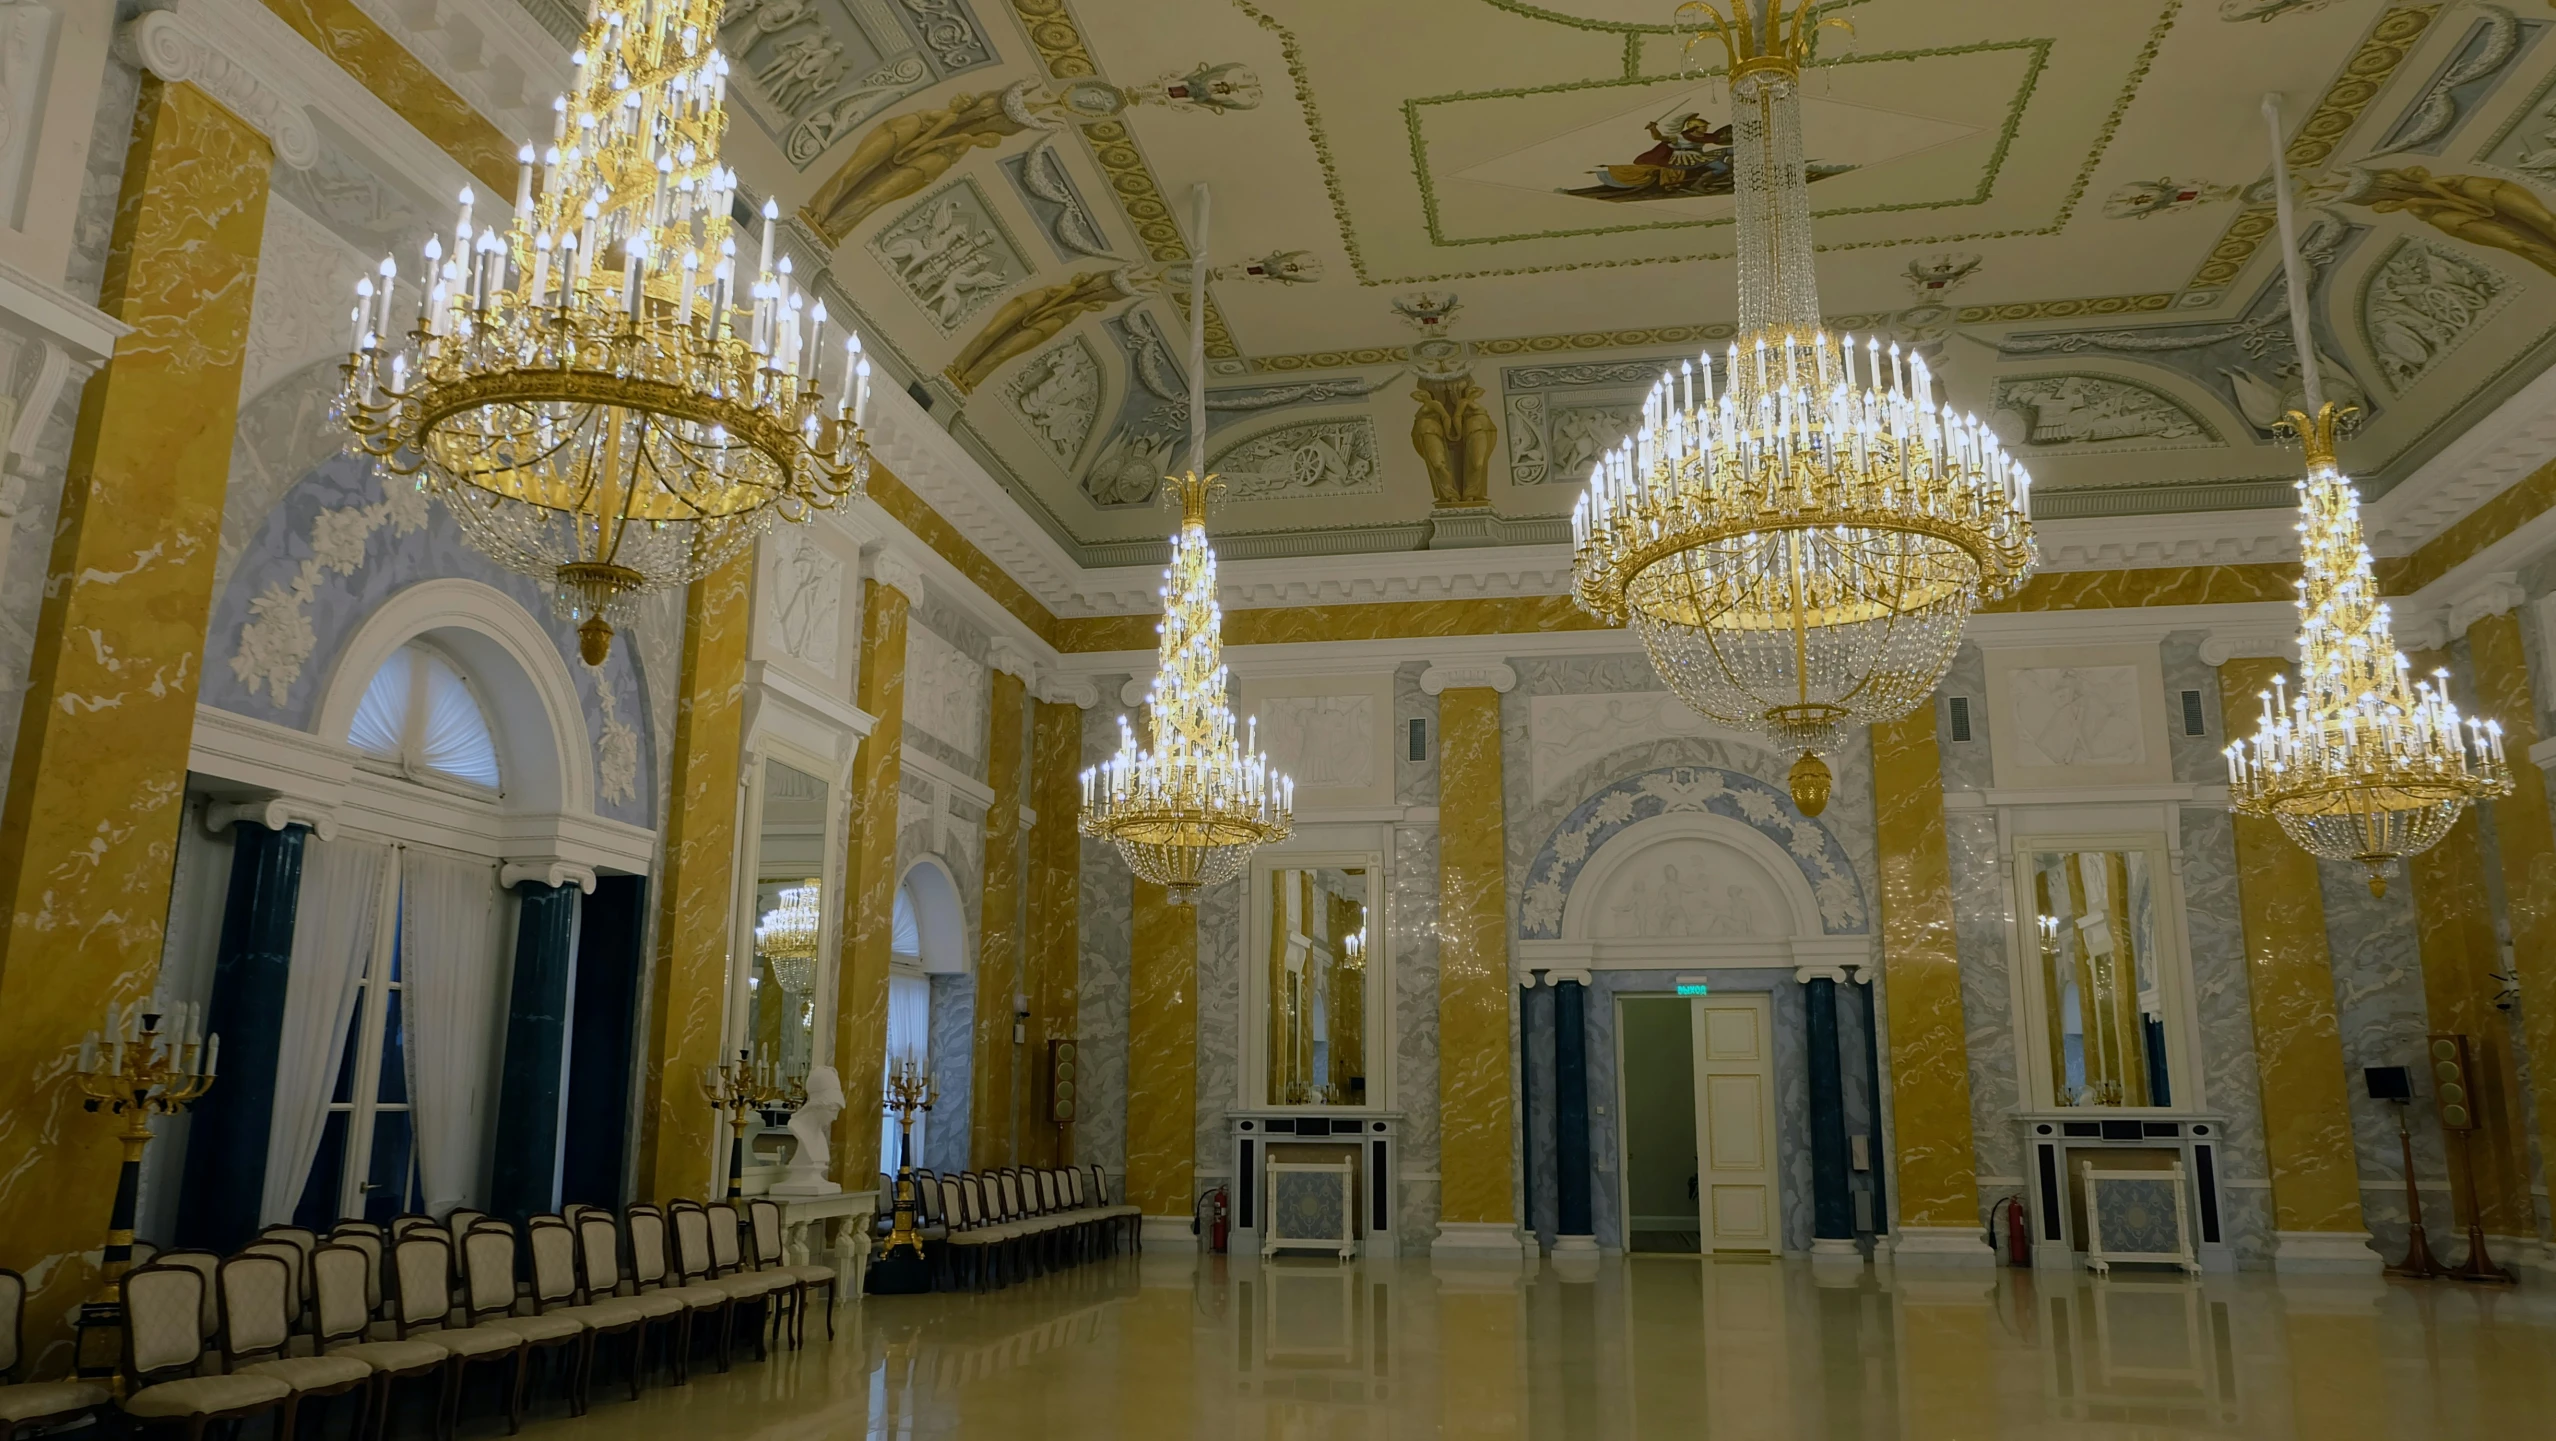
[333,0,872,668]
[877,1058,937,1261]
[701,1047,795,1199]
[73,1003,218,1303]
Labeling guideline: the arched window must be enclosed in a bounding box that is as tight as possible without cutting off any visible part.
[348,641,502,790]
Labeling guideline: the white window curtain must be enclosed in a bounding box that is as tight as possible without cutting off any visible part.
[881,973,931,1174]
[400,849,502,1217]
[258,837,392,1225]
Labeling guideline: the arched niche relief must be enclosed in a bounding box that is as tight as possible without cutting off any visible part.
[1519,765,1869,973]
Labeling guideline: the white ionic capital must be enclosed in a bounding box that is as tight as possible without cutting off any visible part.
[1543,967,1593,988]
[2449,572,2528,635]
[987,637,1036,681]
[1034,672,1099,709]
[117,10,320,169]
[1118,674,1152,709]
[501,859,601,894]
[1794,964,1853,987]
[2197,628,2295,668]
[206,796,337,841]
[2393,604,2452,654]
[864,546,927,604]
[1419,661,1517,696]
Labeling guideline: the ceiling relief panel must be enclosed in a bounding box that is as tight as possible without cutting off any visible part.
[719,0,1003,170]
[866,177,1036,332]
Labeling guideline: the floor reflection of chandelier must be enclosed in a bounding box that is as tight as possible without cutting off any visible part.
[756,879,821,992]
[1569,1,2035,814]
[1080,185,1292,904]
[336,0,871,665]
[2223,99,2508,898]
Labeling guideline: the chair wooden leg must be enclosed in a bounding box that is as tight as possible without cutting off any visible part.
[505,1353,524,1436]
[440,1361,463,1441]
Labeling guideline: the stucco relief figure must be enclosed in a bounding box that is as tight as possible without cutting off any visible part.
[2010,666,2145,769]
[944,268,1137,394]
[1607,861,1766,937]
[776,1064,845,1194]
[2340,167,2556,279]
[1412,376,1495,506]
[800,90,1026,246]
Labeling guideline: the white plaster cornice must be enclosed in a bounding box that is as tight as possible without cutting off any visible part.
[338,0,572,145]
[118,6,320,168]
[865,376,1084,611]
[500,858,599,893]
[988,637,1035,680]
[0,257,126,362]
[2371,361,2556,554]
[2198,626,2298,667]
[2527,735,2556,773]
[1419,661,1517,695]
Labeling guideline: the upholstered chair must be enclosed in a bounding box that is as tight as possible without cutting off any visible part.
[575,1213,680,1389]
[619,1206,711,1385]
[215,1253,372,1440]
[307,1244,445,1441]
[663,1203,740,1375]
[116,1263,290,1441]
[702,1205,789,1360]
[148,1251,221,1368]
[458,1230,580,1418]
[387,1234,525,1441]
[745,1199,840,1344]
[518,1217,646,1409]
[0,1269,108,1441]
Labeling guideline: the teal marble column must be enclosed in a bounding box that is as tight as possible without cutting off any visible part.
[1806,972,1855,1252]
[176,818,309,1250]
[1554,975,1594,1247]
[491,876,583,1225]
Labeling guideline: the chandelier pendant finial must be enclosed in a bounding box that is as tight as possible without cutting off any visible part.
[1078,185,1293,901]
[1572,4,2034,817]
[335,0,874,666]
[2222,95,2510,894]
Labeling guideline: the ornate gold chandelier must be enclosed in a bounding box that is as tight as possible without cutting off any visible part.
[755,878,821,991]
[2223,98,2508,897]
[337,0,871,665]
[1570,0,2035,814]
[1080,186,1292,904]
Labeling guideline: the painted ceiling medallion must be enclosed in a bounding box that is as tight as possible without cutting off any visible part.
[2224,97,2510,896]
[1569,0,2036,814]
[1081,186,1295,903]
[338,0,873,665]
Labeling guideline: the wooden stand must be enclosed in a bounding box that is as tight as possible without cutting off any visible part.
[2384,1103,2443,1279]
[2448,1130,2516,1285]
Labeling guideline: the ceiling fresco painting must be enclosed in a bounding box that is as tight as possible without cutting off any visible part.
[541,0,2556,565]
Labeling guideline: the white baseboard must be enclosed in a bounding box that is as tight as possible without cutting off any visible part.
[1431,1222,1527,1260]
[1882,1226,1996,1267]
[1140,1215,1200,1249]
[2272,1230,2381,1274]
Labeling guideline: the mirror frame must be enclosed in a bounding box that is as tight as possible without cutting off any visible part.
[1244,846,1389,1110]
[727,745,848,1077]
[2003,829,2201,1113]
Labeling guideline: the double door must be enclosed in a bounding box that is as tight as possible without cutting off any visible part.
[1621,991,1781,1253]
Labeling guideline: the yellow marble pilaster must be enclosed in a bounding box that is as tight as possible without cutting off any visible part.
[1125,880,1196,1218]
[0,77,269,1369]
[1021,696,1084,1166]
[2467,611,2556,1243]
[2404,653,2535,1238]
[2217,657,2366,1239]
[832,570,910,1186]
[1871,708,1981,1233]
[970,665,1028,1167]
[1437,686,1517,1228]
[634,560,751,1202]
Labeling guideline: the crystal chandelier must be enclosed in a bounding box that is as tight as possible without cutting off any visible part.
[337,0,872,665]
[1080,186,1293,904]
[2223,97,2508,897]
[755,878,821,992]
[1569,1,2036,814]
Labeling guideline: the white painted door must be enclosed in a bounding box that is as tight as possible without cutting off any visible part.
[1690,993,1781,1253]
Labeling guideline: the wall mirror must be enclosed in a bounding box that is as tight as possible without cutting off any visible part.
[746,757,832,1082]
[2024,847,2176,1109]
[1260,862,1377,1107]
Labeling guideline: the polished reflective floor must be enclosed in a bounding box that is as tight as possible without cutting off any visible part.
[527,1253,2556,1439]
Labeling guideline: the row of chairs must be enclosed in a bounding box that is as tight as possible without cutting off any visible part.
[0,1197,836,1441]
[888,1164,1141,1291]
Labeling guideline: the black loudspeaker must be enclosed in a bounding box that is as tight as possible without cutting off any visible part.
[2364,1065,2412,1102]
[1048,1038,1079,1126]
[2429,1034,2478,1131]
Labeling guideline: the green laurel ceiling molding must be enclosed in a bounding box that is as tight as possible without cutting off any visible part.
[1233,0,2176,287]
[1006,0,1241,358]
[1403,39,2051,253]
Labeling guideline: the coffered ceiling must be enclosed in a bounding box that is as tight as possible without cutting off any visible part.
[492,0,2556,570]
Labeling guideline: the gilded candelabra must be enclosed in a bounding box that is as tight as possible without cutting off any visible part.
[1569,2,2034,814]
[335,0,871,665]
[879,1057,935,1261]
[703,1048,796,1199]
[73,1003,217,1300]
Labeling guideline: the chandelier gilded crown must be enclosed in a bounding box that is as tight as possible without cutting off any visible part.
[1080,185,1293,904]
[337,0,872,666]
[2223,98,2508,896]
[1571,0,2035,814]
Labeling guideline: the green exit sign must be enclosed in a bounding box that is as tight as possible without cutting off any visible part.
[1676,982,1711,996]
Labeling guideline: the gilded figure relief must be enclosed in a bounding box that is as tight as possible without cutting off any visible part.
[1411,376,1495,506]
[945,268,1140,394]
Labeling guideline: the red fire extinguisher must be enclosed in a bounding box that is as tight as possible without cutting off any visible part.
[1990,1194,2031,1266]
[1196,1186,1230,1252]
